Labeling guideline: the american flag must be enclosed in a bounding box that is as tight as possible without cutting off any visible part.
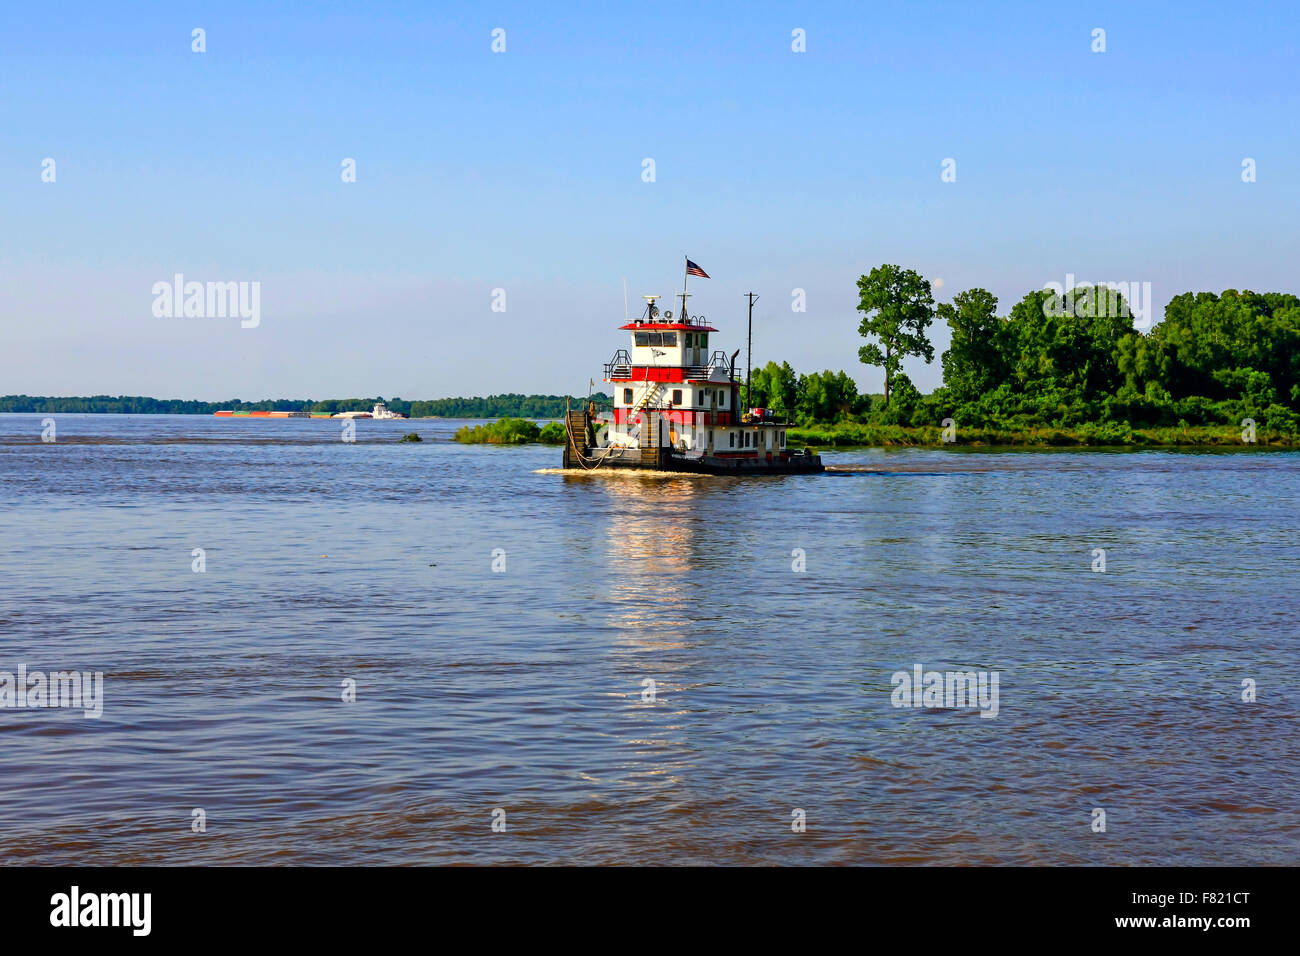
[685,259,710,278]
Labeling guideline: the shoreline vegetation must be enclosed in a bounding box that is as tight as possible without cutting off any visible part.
[756,266,1300,451]
[9,269,1300,451]
[453,419,567,445]
[786,423,1298,448]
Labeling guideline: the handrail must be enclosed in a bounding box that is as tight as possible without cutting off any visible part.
[603,347,742,384]
[603,349,632,378]
[604,364,736,381]
[626,315,711,327]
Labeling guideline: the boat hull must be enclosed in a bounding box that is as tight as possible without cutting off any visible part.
[563,443,822,475]
[661,453,823,475]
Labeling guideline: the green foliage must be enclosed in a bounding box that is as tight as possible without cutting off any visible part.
[405,393,609,419]
[913,283,1300,439]
[869,372,923,425]
[856,264,936,406]
[796,369,861,423]
[397,432,423,443]
[788,422,1299,448]
[761,279,1300,446]
[537,422,567,444]
[749,361,800,416]
[453,418,544,444]
[0,394,313,414]
[936,288,1002,405]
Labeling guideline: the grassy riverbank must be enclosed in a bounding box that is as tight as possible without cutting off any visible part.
[450,418,1296,449]
[787,422,1299,448]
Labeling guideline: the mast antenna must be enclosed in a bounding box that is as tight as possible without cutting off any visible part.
[745,292,759,408]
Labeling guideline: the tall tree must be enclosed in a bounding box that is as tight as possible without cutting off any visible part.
[937,288,1003,405]
[857,265,936,406]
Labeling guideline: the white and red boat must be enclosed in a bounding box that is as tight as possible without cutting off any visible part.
[563,275,822,475]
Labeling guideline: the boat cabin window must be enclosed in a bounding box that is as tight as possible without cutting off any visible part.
[634,332,678,347]
[623,388,633,404]
[729,432,735,448]
[780,431,786,447]
[719,391,727,408]
[671,389,682,405]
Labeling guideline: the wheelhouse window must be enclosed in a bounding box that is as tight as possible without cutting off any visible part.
[637,332,680,347]
[671,389,682,405]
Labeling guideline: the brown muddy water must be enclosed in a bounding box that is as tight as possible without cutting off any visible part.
[1,414,1296,864]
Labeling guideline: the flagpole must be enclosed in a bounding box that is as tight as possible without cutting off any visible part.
[681,255,688,321]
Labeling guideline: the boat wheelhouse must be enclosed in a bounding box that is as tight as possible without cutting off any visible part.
[563,285,822,475]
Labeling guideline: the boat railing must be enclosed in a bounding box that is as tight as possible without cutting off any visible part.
[682,365,720,379]
[741,410,792,425]
[604,349,741,383]
[604,349,632,379]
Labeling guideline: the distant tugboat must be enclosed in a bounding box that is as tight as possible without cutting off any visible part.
[564,262,822,475]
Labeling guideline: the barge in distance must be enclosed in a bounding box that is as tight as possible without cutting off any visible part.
[564,268,823,475]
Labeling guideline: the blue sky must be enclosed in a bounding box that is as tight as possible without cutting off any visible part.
[3,1,1297,400]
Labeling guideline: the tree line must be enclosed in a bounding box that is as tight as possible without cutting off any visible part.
[747,264,1300,433]
[0,393,609,418]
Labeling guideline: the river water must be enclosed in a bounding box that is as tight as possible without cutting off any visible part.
[0,414,1296,865]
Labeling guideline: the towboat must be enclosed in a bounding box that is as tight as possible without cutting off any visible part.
[563,274,822,475]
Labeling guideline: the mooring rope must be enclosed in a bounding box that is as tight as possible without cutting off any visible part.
[565,414,611,470]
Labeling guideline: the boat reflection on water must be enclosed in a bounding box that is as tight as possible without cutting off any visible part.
[560,470,786,647]
[567,472,713,639]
